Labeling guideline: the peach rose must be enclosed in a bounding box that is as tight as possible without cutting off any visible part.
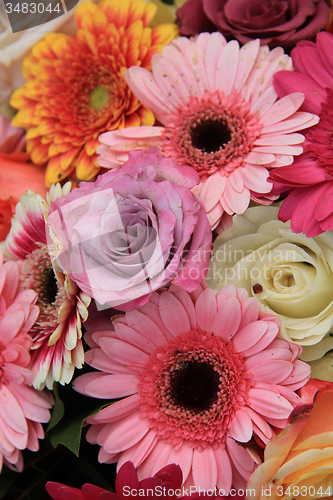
[247,383,333,500]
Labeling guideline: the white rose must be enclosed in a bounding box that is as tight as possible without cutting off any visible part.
[206,206,333,361]
[0,0,94,108]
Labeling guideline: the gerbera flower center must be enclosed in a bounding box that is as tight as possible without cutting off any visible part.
[162,91,262,181]
[42,268,59,306]
[168,357,220,412]
[190,119,232,153]
[89,86,110,112]
[19,245,67,339]
[139,329,253,450]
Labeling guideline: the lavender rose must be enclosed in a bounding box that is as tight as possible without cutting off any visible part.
[177,0,330,49]
[46,148,212,311]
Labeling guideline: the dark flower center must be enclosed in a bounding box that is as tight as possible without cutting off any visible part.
[190,119,231,153]
[42,268,58,305]
[169,359,220,412]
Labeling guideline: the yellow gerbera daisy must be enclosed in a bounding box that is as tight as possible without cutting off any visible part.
[10,0,177,186]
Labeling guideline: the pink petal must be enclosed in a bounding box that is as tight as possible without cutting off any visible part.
[113,322,155,354]
[254,133,304,146]
[214,447,232,493]
[232,321,269,353]
[314,182,333,221]
[98,337,149,367]
[192,447,217,490]
[162,44,200,97]
[152,54,190,108]
[273,71,325,114]
[246,152,276,165]
[241,165,271,193]
[228,169,244,193]
[205,32,227,92]
[251,86,278,118]
[244,347,293,371]
[241,321,279,357]
[222,182,250,214]
[103,413,150,454]
[195,288,217,333]
[116,430,157,469]
[85,349,132,374]
[76,373,138,399]
[170,287,197,330]
[125,67,174,124]
[121,310,167,347]
[0,311,25,345]
[137,440,174,479]
[0,385,27,434]
[234,39,260,94]
[0,413,27,450]
[215,40,239,95]
[239,297,260,328]
[168,441,194,484]
[261,111,319,135]
[251,144,303,155]
[250,360,293,384]
[226,437,254,472]
[184,42,208,95]
[200,173,226,212]
[301,46,333,89]
[261,93,305,126]
[91,394,141,423]
[213,296,241,341]
[159,292,190,336]
[280,359,311,390]
[245,407,273,441]
[248,388,293,419]
[229,409,253,443]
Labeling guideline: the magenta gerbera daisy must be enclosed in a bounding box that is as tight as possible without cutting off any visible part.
[73,283,310,492]
[4,184,91,389]
[0,252,52,472]
[98,33,319,231]
[273,31,333,237]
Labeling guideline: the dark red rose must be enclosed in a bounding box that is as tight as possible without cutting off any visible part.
[177,0,330,49]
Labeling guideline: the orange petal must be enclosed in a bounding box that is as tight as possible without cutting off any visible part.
[76,149,100,181]
[0,153,47,199]
[30,142,50,164]
[124,112,141,128]
[76,1,98,29]
[45,156,75,187]
[85,139,100,156]
[137,105,155,126]
[60,147,81,170]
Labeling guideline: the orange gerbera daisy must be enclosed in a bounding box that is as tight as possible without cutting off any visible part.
[10,0,177,187]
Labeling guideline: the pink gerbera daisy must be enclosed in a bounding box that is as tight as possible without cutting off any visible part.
[0,252,53,472]
[98,33,318,231]
[73,283,310,492]
[4,184,91,389]
[272,31,333,237]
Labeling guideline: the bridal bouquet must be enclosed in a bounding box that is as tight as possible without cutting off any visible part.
[1,0,333,498]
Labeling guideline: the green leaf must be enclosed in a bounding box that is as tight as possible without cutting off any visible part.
[47,383,65,432]
[47,383,114,456]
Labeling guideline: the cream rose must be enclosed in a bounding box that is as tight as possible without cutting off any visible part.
[206,206,333,361]
[247,385,333,500]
